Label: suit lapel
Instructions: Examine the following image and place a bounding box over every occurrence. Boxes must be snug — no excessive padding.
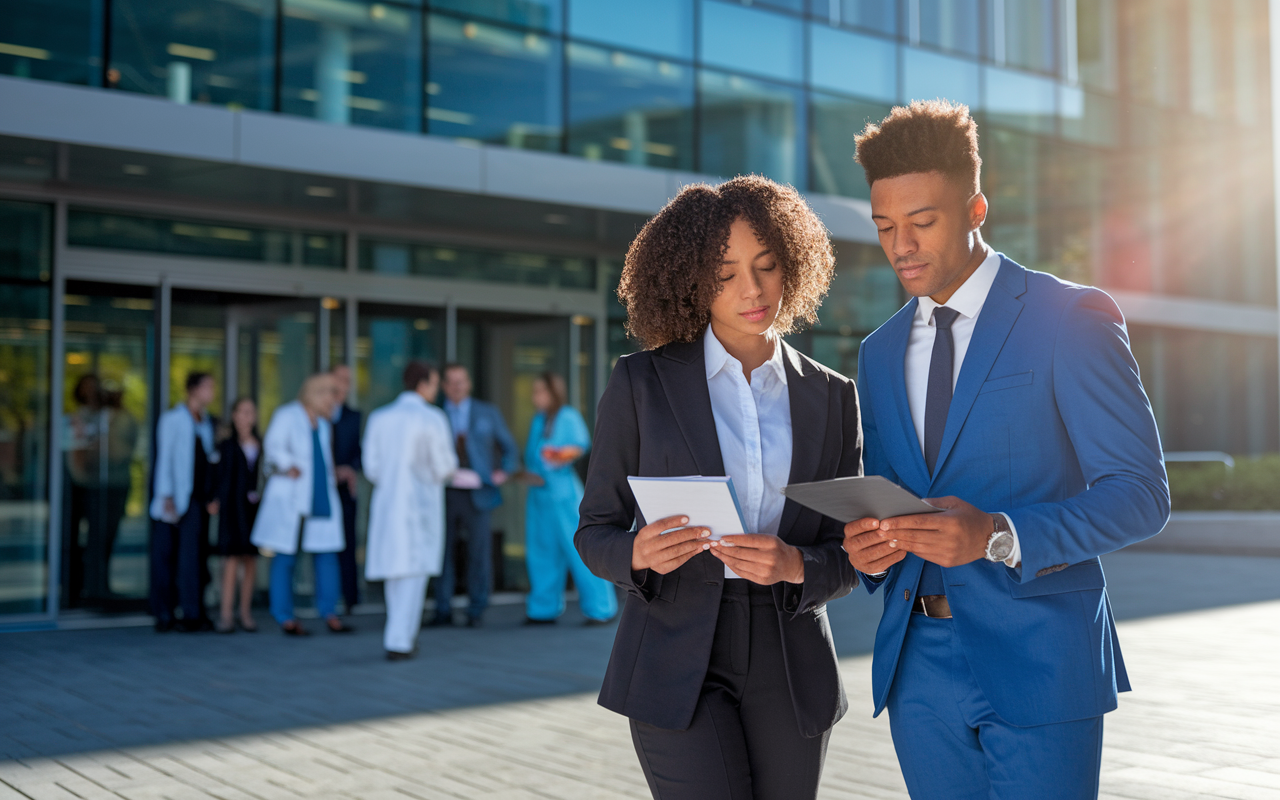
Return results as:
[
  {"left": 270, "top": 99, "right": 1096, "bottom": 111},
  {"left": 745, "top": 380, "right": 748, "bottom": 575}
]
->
[
  {"left": 778, "top": 343, "right": 828, "bottom": 541},
  {"left": 878, "top": 300, "right": 931, "bottom": 492},
  {"left": 652, "top": 336, "right": 726, "bottom": 477},
  {"left": 931, "top": 258, "right": 1027, "bottom": 483}
]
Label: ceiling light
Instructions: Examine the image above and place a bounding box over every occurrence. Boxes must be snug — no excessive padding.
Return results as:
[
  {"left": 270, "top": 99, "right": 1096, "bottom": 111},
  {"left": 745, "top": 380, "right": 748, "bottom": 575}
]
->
[
  {"left": 122, "top": 164, "right": 149, "bottom": 176},
  {"left": 306, "top": 185, "right": 337, "bottom": 197},
  {"left": 544, "top": 214, "right": 570, "bottom": 225}
]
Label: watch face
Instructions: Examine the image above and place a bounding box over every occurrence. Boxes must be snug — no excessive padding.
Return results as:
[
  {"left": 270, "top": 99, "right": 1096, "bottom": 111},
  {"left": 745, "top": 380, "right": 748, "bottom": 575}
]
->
[{"left": 987, "top": 533, "right": 1014, "bottom": 562}]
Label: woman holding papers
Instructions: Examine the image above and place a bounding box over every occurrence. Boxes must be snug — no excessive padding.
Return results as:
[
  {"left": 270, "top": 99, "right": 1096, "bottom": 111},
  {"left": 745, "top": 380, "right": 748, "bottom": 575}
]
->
[{"left": 576, "top": 176, "right": 864, "bottom": 799}]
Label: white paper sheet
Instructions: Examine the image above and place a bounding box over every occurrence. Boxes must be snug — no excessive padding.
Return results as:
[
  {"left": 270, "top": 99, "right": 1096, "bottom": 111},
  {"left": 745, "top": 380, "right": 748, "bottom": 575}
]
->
[{"left": 627, "top": 475, "right": 748, "bottom": 579}]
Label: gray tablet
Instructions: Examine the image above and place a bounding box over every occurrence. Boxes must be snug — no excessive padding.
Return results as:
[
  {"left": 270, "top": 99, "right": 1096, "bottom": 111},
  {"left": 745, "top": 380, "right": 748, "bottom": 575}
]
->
[{"left": 782, "top": 476, "right": 942, "bottom": 522}]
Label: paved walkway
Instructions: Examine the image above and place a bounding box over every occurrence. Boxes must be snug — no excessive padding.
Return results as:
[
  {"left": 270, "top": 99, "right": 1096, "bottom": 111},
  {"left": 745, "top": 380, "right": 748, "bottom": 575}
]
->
[{"left": 2, "top": 551, "right": 1279, "bottom": 799}]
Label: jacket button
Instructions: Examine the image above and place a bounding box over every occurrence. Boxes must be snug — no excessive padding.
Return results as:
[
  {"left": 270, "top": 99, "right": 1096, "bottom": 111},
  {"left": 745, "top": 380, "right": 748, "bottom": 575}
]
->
[{"left": 903, "top": 590, "right": 910, "bottom": 601}]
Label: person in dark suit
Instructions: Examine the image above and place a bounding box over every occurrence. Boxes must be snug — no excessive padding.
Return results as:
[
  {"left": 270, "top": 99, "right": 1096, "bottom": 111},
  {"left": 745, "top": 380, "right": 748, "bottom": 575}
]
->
[
  {"left": 329, "top": 364, "right": 362, "bottom": 614},
  {"left": 841, "top": 101, "right": 1169, "bottom": 800},
  {"left": 575, "top": 176, "right": 861, "bottom": 799},
  {"left": 210, "top": 397, "right": 262, "bottom": 633},
  {"left": 430, "top": 364, "right": 519, "bottom": 627}
]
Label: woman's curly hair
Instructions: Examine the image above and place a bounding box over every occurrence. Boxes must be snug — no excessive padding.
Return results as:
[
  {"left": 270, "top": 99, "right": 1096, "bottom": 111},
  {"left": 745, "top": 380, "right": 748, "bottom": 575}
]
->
[{"left": 618, "top": 175, "right": 835, "bottom": 350}]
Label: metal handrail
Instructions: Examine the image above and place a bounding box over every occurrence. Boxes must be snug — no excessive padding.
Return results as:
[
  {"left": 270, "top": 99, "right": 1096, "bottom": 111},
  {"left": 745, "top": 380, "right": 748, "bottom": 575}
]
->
[{"left": 1163, "top": 451, "right": 1235, "bottom": 470}]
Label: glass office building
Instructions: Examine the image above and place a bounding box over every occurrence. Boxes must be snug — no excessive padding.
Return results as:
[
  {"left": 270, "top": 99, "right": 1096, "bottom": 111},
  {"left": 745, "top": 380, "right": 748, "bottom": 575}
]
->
[{"left": 0, "top": 0, "right": 1276, "bottom": 625}]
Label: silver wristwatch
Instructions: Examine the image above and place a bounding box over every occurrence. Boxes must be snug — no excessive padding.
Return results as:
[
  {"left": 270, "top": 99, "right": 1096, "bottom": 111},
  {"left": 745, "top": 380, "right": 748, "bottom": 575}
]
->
[{"left": 984, "top": 514, "right": 1015, "bottom": 563}]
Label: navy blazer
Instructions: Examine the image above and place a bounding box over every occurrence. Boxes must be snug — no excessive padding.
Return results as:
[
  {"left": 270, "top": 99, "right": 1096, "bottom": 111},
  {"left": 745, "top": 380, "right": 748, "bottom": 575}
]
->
[
  {"left": 449, "top": 398, "right": 519, "bottom": 512},
  {"left": 575, "top": 335, "right": 861, "bottom": 736},
  {"left": 331, "top": 404, "right": 362, "bottom": 472},
  {"left": 857, "top": 256, "right": 1170, "bottom": 727}
]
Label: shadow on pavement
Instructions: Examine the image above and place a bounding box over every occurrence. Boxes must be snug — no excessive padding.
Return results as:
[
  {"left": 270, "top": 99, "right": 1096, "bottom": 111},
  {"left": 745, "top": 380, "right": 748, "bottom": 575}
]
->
[{"left": 3, "top": 550, "right": 1277, "bottom": 761}]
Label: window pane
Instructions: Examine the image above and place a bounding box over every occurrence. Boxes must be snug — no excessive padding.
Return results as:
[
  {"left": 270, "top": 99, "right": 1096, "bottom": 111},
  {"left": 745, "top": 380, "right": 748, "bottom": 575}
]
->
[
  {"left": 67, "top": 209, "right": 345, "bottom": 267},
  {"left": 358, "top": 308, "right": 446, "bottom": 415},
  {"left": 427, "top": 15, "right": 563, "bottom": 152},
  {"left": 984, "top": 66, "right": 1056, "bottom": 134},
  {"left": 1058, "top": 86, "right": 1117, "bottom": 146},
  {"left": 431, "top": 0, "right": 561, "bottom": 32},
  {"left": 1076, "top": 0, "right": 1117, "bottom": 91},
  {"left": 0, "top": 0, "right": 102, "bottom": 86},
  {"left": 839, "top": 0, "right": 900, "bottom": 37},
  {"left": 109, "top": 0, "right": 275, "bottom": 109},
  {"left": 359, "top": 239, "right": 597, "bottom": 290},
  {"left": 568, "top": 0, "right": 694, "bottom": 60},
  {"left": 281, "top": 0, "right": 422, "bottom": 131},
  {"left": 698, "top": 70, "right": 805, "bottom": 188},
  {"left": 902, "top": 47, "right": 979, "bottom": 108},
  {"left": 1001, "top": 0, "right": 1056, "bottom": 74},
  {"left": 810, "top": 92, "right": 890, "bottom": 198},
  {"left": 0, "top": 201, "right": 51, "bottom": 615},
  {"left": 810, "top": 24, "right": 896, "bottom": 102},
  {"left": 816, "top": 245, "right": 901, "bottom": 334},
  {"left": 700, "top": 1, "right": 803, "bottom": 83},
  {"left": 919, "top": 0, "right": 980, "bottom": 57},
  {"left": 567, "top": 43, "right": 695, "bottom": 170}
]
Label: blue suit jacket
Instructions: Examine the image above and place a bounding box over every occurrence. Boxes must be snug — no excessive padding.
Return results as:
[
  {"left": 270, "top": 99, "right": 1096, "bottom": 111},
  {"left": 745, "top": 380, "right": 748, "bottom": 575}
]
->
[
  {"left": 856, "top": 257, "right": 1170, "bottom": 727},
  {"left": 449, "top": 398, "right": 519, "bottom": 512}
]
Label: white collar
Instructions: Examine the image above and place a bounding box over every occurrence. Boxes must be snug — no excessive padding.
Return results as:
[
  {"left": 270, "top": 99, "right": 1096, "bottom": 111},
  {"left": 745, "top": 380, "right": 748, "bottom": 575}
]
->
[
  {"left": 397, "top": 391, "right": 426, "bottom": 406},
  {"left": 704, "top": 325, "right": 787, "bottom": 384},
  {"left": 915, "top": 247, "right": 1003, "bottom": 326}
]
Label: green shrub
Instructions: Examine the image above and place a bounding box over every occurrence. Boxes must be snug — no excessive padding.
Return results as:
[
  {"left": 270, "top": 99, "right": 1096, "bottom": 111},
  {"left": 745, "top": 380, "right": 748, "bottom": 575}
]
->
[{"left": 1167, "top": 455, "right": 1280, "bottom": 511}]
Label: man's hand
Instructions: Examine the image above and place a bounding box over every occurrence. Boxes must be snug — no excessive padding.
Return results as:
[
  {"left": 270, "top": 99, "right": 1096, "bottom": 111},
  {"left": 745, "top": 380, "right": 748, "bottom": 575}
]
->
[
  {"left": 206, "top": 500, "right": 220, "bottom": 516},
  {"left": 879, "top": 496, "right": 993, "bottom": 568},
  {"left": 631, "top": 515, "right": 712, "bottom": 575},
  {"left": 709, "top": 535, "right": 804, "bottom": 585},
  {"left": 335, "top": 465, "right": 358, "bottom": 497},
  {"left": 284, "top": 467, "right": 301, "bottom": 479},
  {"left": 842, "top": 517, "right": 902, "bottom": 574},
  {"left": 491, "top": 469, "right": 509, "bottom": 487}
]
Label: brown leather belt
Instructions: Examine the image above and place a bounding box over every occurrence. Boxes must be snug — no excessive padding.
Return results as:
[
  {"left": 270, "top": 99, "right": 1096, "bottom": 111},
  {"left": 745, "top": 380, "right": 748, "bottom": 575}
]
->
[{"left": 912, "top": 594, "right": 952, "bottom": 619}]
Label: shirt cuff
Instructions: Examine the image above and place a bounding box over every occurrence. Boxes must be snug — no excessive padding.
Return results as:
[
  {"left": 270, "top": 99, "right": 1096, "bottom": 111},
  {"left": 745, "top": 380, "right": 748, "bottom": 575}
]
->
[{"left": 998, "top": 512, "right": 1021, "bottom": 568}]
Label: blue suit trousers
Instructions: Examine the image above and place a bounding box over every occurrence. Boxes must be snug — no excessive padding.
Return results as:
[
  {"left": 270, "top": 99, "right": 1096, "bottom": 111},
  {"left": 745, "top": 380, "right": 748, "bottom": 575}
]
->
[{"left": 887, "top": 612, "right": 1104, "bottom": 800}]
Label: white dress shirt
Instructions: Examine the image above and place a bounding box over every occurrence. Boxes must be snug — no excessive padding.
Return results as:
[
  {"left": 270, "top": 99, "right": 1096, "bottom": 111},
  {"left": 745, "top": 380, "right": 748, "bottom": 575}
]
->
[
  {"left": 704, "top": 326, "right": 793, "bottom": 578},
  {"left": 904, "top": 247, "right": 1021, "bottom": 567}
]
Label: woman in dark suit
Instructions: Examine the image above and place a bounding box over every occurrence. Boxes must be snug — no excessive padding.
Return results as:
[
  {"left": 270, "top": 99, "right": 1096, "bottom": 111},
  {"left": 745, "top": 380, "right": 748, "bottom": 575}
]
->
[
  {"left": 211, "top": 397, "right": 262, "bottom": 633},
  {"left": 575, "top": 176, "right": 864, "bottom": 799}
]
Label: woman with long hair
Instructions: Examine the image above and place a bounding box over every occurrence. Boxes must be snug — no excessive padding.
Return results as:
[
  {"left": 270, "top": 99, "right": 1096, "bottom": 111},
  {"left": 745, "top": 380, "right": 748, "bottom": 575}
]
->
[
  {"left": 575, "top": 176, "right": 862, "bottom": 798},
  {"left": 522, "top": 372, "right": 617, "bottom": 625},
  {"left": 211, "top": 397, "right": 262, "bottom": 633}
]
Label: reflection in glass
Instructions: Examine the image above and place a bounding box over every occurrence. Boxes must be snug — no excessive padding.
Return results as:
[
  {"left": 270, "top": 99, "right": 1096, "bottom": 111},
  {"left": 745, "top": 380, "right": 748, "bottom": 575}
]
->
[
  {"left": 281, "top": 0, "right": 422, "bottom": 131},
  {"left": 699, "top": 1, "right": 803, "bottom": 83},
  {"left": 109, "top": 0, "right": 275, "bottom": 109},
  {"left": 0, "top": 201, "right": 51, "bottom": 615},
  {"left": 567, "top": 43, "right": 694, "bottom": 170},
  {"left": 902, "top": 47, "right": 980, "bottom": 108},
  {"left": 567, "top": 0, "right": 693, "bottom": 60},
  {"left": 815, "top": 245, "right": 901, "bottom": 335},
  {"left": 0, "top": 0, "right": 103, "bottom": 86},
  {"left": 359, "top": 239, "right": 597, "bottom": 290},
  {"left": 431, "top": 0, "right": 561, "bottom": 32},
  {"left": 919, "top": 0, "right": 980, "bottom": 57},
  {"left": 62, "top": 284, "right": 153, "bottom": 610},
  {"left": 1000, "top": 0, "right": 1057, "bottom": 74},
  {"left": 810, "top": 93, "right": 890, "bottom": 199},
  {"left": 984, "top": 66, "right": 1056, "bottom": 134},
  {"left": 699, "top": 71, "right": 805, "bottom": 188},
  {"left": 67, "top": 210, "right": 345, "bottom": 268},
  {"left": 1058, "top": 86, "right": 1117, "bottom": 147},
  {"left": 356, "top": 308, "right": 444, "bottom": 415},
  {"left": 427, "top": 14, "right": 562, "bottom": 152},
  {"left": 809, "top": 24, "right": 896, "bottom": 103},
  {"left": 834, "top": 0, "right": 899, "bottom": 37}
]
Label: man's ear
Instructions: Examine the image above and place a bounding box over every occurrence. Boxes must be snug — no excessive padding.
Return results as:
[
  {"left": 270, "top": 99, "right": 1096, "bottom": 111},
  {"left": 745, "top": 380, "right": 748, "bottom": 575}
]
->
[{"left": 969, "top": 192, "right": 988, "bottom": 230}]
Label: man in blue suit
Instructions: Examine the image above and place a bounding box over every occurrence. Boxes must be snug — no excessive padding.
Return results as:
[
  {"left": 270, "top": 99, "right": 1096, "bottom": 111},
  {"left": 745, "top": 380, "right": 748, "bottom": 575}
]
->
[
  {"left": 330, "top": 364, "right": 363, "bottom": 614},
  {"left": 841, "top": 101, "right": 1170, "bottom": 799},
  {"left": 429, "top": 363, "right": 519, "bottom": 627}
]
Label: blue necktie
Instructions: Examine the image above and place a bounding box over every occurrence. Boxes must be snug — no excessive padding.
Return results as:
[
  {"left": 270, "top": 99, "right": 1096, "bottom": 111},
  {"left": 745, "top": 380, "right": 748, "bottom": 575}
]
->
[{"left": 918, "top": 306, "right": 959, "bottom": 597}]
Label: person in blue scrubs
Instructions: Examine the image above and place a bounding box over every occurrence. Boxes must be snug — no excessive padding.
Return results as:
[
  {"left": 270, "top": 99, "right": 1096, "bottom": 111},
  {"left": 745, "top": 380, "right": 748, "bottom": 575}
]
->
[{"left": 523, "top": 373, "right": 617, "bottom": 625}]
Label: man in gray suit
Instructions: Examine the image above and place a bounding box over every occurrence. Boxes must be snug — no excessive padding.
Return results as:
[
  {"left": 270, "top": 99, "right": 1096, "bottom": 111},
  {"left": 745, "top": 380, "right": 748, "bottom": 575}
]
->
[{"left": 429, "top": 363, "right": 519, "bottom": 627}]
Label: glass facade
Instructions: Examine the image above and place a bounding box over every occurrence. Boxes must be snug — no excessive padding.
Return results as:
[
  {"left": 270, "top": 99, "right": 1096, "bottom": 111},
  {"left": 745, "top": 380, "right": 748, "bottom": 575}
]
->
[
  {"left": 0, "top": 0, "right": 103, "bottom": 86},
  {"left": 360, "top": 238, "right": 596, "bottom": 289}
]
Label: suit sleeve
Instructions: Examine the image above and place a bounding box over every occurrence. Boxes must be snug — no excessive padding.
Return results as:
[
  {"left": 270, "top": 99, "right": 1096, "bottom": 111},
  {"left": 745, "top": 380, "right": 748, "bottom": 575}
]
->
[
  {"left": 778, "top": 375, "right": 861, "bottom": 616},
  {"left": 574, "top": 356, "right": 655, "bottom": 601},
  {"left": 348, "top": 411, "right": 362, "bottom": 472},
  {"left": 855, "top": 343, "right": 896, "bottom": 594},
  {"left": 152, "top": 412, "right": 177, "bottom": 504},
  {"left": 1004, "top": 288, "right": 1170, "bottom": 581},
  {"left": 492, "top": 405, "right": 520, "bottom": 474}
]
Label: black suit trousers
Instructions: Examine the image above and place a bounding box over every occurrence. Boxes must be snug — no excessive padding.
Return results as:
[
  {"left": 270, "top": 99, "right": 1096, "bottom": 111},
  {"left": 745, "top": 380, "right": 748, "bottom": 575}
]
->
[{"left": 629, "top": 581, "right": 828, "bottom": 800}]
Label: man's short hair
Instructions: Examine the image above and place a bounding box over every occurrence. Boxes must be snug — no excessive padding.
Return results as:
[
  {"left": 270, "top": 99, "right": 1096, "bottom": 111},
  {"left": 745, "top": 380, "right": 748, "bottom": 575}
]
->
[
  {"left": 402, "top": 360, "right": 438, "bottom": 391},
  {"left": 185, "top": 372, "right": 212, "bottom": 393},
  {"left": 854, "top": 100, "right": 982, "bottom": 194}
]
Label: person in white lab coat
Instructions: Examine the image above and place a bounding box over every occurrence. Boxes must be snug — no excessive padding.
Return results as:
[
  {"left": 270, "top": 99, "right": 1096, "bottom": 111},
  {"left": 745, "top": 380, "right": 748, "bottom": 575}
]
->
[
  {"left": 363, "top": 361, "right": 461, "bottom": 660},
  {"left": 250, "top": 373, "right": 352, "bottom": 636}
]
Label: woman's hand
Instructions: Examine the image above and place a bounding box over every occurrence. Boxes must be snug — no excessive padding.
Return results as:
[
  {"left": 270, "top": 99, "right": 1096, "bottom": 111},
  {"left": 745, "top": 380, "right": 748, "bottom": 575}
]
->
[
  {"left": 284, "top": 466, "right": 301, "bottom": 479},
  {"left": 709, "top": 535, "right": 804, "bottom": 585},
  {"left": 631, "top": 515, "right": 712, "bottom": 574}
]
